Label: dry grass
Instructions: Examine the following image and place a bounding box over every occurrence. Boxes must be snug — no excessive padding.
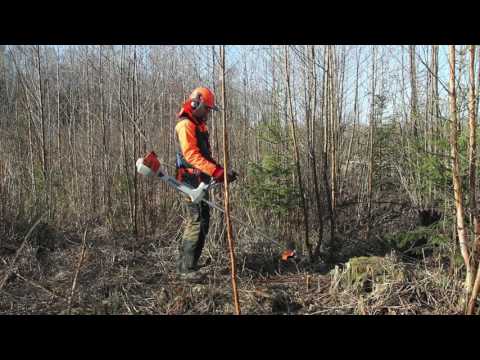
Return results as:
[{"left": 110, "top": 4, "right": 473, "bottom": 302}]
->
[
  {"left": 0, "top": 218, "right": 473, "bottom": 315},
  {"left": 327, "top": 254, "right": 466, "bottom": 314}
]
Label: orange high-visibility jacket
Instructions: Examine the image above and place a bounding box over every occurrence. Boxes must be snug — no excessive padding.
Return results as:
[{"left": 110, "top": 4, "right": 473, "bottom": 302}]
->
[{"left": 175, "top": 117, "right": 218, "bottom": 177}]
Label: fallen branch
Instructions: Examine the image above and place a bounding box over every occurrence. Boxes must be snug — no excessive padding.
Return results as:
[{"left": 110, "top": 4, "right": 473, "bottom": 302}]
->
[
  {"left": 0, "top": 211, "right": 47, "bottom": 292},
  {"left": 13, "top": 271, "right": 67, "bottom": 301}
]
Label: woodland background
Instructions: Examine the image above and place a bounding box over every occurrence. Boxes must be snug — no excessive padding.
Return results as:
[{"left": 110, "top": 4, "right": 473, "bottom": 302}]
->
[{"left": 0, "top": 45, "right": 479, "bottom": 315}]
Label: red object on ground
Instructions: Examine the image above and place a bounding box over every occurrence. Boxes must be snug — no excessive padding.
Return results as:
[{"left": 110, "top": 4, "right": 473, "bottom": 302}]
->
[{"left": 281, "top": 249, "right": 296, "bottom": 261}]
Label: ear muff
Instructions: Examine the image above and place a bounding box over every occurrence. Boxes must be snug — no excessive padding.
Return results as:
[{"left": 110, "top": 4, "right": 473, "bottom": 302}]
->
[{"left": 190, "top": 94, "right": 202, "bottom": 110}]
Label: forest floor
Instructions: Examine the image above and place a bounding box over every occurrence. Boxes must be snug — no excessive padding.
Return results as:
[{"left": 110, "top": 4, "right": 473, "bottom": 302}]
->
[{"left": 0, "top": 206, "right": 469, "bottom": 315}]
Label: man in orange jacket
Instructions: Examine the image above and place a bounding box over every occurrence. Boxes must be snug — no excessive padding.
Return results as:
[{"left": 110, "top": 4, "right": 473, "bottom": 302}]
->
[{"left": 175, "top": 87, "right": 237, "bottom": 278}]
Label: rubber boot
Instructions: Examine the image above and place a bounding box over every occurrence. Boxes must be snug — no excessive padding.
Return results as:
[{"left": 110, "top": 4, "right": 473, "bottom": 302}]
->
[
  {"left": 177, "top": 241, "right": 205, "bottom": 281},
  {"left": 192, "top": 202, "right": 210, "bottom": 269}
]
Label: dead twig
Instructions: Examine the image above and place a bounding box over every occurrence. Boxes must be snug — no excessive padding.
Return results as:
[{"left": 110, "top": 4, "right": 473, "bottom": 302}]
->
[{"left": 67, "top": 227, "right": 88, "bottom": 314}]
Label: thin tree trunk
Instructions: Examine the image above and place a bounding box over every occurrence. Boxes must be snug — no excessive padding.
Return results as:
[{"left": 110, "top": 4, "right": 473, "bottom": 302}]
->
[
  {"left": 99, "top": 46, "right": 110, "bottom": 219},
  {"left": 284, "top": 46, "right": 312, "bottom": 260},
  {"left": 36, "top": 45, "right": 49, "bottom": 215},
  {"left": 431, "top": 45, "right": 440, "bottom": 205},
  {"left": 366, "top": 46, "right": 376, "bottom": 241},
  {"left": 56, "top": 46, "right": 63, "bottom": 189},
  {"left": 220, "top": 45, "right": 241, "bottom": 315},
  {"left": 469, "top": 262, "right": 480, "bottom": 315},
  {"left": 85, "top": 46, "right": 96, "bottom": 216},
  {"left": 329, "top": 46, "right": 337, "bottom": 212},
  {"left": 119, "top": 46, "right": 134, "bottom": 227},
  {"left": 432, "top": 45, "right": 440, "bottom": 150},
  {"left": 322, "top": 46, "right": 335, "bottom": 261},
  {"left": 28, "top": 106, "right": 37, "bottom": 207},
  {"left": 467, "top": 45, "right": 480, "bottom": 315},
  {"left": 409, "top": 45, "right": 418, "bottom": 137},
  {"left": 340, "top": 47, "right": 361, "bottom": 197},
  {"left": 423, "top": 48, "right": 432, "bottom": 154},
  {"left": 132, "top": 46, "right": 139, "bottom": 250},
  {"left": 468, "top": 45, "right": 479, "bottom": 263},
  {"left": 449, "top": 45, "right": 474, "bottom": 303},
  {"left": 211, "top": 46, "right": 219, "bottom": 157},
  {"left": 308, "top": 45, "right": 324, "bottom": 259}
]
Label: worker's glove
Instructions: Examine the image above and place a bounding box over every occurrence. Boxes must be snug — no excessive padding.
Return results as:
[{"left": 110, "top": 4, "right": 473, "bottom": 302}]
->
[
  {"left": 212, "top": 167, "right": 225, "bottom": 182},
  {"left": 212, "top": 168, "right": 238, "bottom": 183}
]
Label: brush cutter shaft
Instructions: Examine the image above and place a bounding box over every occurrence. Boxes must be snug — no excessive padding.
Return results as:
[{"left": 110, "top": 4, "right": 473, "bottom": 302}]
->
[
  {"left": 136, "top": 155, "right": 210, "bottom": 204},
  {"left": 156, "top": 171, "right": 279, "bottom": 245},
  {"left": 202, "top": 197, "right": 281, "bottom": 246},
  {"left": 158, "top": 173, "right": 210, "bottom": 204},
  {"left": 136, "top": 154, "right": 282, "bottom": 249}
]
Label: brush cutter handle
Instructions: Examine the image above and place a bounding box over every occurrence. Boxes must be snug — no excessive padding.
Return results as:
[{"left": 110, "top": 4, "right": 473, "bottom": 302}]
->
[
  {"left": 190, "top": 182, "right": 210, "bottom": 203},
  {"left": 208, "top": 180, "right": 220, "bottom": 189}
]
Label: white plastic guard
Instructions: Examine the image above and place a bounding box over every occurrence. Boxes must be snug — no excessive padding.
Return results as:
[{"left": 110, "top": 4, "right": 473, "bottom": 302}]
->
[{"left": 136, "top": 158, "right": 154, "bottom": 176}]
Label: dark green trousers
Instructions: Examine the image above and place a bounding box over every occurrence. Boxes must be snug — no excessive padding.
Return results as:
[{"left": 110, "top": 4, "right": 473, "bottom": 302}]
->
[{"left": 177, "top": 176, "right": 210, "bottom": 273}]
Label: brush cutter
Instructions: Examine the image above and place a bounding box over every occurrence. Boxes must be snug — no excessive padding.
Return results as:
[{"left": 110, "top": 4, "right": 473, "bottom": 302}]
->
[{"left": 135, "top": 151, "right": 296, "bottom": 261}]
